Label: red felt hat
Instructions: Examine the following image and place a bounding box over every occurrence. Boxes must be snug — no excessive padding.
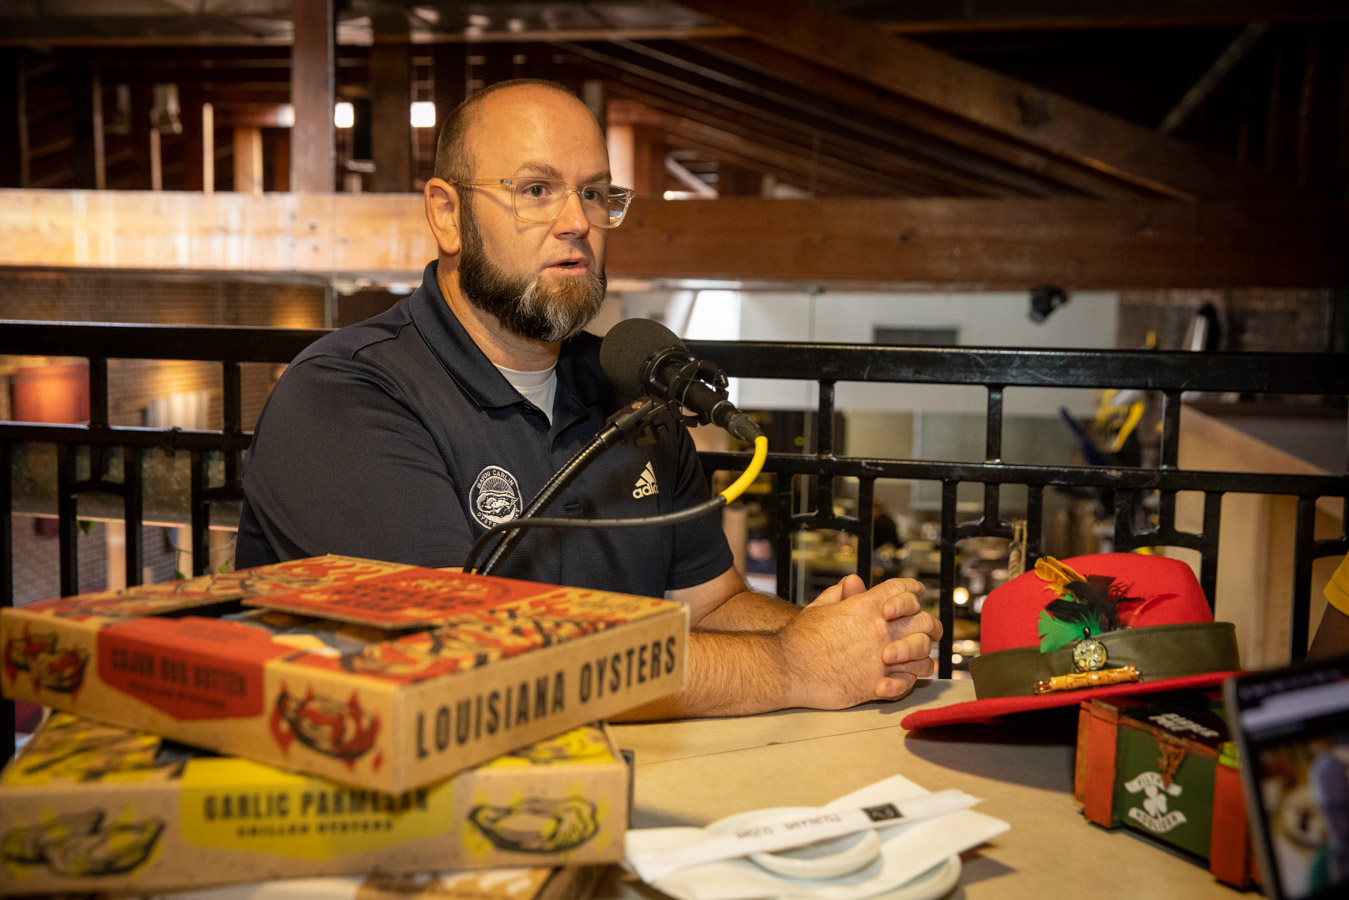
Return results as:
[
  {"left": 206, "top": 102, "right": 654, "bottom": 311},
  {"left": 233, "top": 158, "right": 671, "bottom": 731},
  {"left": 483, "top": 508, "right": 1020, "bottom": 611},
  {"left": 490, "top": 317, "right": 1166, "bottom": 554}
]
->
[{"left": 901, "top": 552, "right": 1243, "bottom": 729}]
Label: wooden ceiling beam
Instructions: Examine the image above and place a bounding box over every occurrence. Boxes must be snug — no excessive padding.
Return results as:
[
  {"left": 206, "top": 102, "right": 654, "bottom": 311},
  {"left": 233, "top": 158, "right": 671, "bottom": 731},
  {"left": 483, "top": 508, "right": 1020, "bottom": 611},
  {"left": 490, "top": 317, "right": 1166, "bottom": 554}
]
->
[
  {"left": 564, "top": 43, "right": 985, "bottom": 196},
  {"left": 674, "top": 0, "right": 1283, "bottom": 199},
  {"left": 565, "top": 45, "right": 914, "bottom": 193},
  {"left": 607, "top": 97, "right": 877, "bottom": 196},
  {"left": 587, "top": 39, "right": 1051, "bottom": 197},
  {"left": 569, "top": 52, "right": 920, "bottom": 196},
  {"left": 2, "top": 190, "right": 1343, "bottom": 289},
  {"left": 604, "top": 88, "right": 914, "bottom": 197},
  {"left": 858, "top": 1, "right": 1349, "bottom": 34},
  {"left": 289, "top": 0, "right": 335, "bottom": 194},
  {"left": 694, "top": 37, "right": 1147, "bottom": 200},
  {"left": 5, "top": 2, "right": 1342, "bottom": 49}
]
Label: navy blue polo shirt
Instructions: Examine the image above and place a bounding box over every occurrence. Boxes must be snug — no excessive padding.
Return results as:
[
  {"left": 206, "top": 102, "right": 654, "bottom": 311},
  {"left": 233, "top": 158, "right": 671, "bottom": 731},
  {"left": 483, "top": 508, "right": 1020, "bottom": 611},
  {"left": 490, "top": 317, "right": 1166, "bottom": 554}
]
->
[{"left": 236, "top": 261, "right": 732, "bottom": 597}]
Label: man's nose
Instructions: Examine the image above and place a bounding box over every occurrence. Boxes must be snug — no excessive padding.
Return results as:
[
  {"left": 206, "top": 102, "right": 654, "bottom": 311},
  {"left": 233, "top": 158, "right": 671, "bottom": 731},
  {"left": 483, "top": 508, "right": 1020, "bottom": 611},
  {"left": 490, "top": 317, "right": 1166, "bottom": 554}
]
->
[{"left": 552, "top": 189, "right": 592, "bottom": 237}]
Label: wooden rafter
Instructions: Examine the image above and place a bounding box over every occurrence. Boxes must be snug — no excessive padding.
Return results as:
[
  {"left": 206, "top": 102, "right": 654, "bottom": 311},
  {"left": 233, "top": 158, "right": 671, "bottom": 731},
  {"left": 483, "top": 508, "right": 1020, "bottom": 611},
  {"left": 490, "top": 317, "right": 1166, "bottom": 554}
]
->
[
  {"left": 577, "top": 39, "right": 1063, "bottom": 198},
  {"left": 692, "top": 37, "right": 1150, "bottom": 200},
  {"left": 607, "top": 96, "right": 882, "bottom": 196},
  {"left": 563, "top": 41, "right": 1021, "bottom": 197},
  {"left": 674, "top": 0, "right": 1284, "bottom": 199}
]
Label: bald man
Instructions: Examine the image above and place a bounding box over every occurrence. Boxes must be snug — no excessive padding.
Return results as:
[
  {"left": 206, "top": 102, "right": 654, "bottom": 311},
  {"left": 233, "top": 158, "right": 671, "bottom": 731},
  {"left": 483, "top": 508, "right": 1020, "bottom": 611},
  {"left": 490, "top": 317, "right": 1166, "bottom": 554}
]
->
[{"left": 237, "top": 79, "right": 941, "bottom": 719}]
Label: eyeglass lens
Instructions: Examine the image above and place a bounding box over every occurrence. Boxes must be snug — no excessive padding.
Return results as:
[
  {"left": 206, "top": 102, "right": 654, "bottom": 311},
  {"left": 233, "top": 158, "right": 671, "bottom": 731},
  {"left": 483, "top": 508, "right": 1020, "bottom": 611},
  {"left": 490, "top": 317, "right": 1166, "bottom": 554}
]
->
[{"left": 512, "top": 178, "right": 629, "bottom": 227}]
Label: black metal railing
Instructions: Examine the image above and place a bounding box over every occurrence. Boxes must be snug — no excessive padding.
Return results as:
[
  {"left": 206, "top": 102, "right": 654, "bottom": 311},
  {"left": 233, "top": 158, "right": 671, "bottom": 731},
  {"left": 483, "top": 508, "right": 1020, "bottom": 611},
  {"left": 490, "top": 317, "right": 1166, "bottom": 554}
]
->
[{"left": 3, "top": 320, "right": 1348, "bottom": 757}]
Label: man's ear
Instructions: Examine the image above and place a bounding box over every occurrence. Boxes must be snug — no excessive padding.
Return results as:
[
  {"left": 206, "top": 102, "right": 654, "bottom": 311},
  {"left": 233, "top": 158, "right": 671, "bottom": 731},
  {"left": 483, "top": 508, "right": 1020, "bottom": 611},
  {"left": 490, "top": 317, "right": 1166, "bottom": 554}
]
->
[{"left": 424, "top": 177, "right": 462, "bottom": 258}]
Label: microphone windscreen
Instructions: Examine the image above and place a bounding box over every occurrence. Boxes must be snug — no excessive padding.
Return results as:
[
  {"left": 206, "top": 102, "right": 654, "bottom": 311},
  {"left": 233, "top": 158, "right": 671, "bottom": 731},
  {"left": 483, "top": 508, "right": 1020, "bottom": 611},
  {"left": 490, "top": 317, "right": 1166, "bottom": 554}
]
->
[{"left": 600, "top": 317, "right": 686, "bottom": 399}]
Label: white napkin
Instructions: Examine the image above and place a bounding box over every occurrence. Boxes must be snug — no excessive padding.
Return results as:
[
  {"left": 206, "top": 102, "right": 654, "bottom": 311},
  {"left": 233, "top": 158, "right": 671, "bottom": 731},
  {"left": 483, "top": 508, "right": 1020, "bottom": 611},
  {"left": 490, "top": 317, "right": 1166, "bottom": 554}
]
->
[{"left": 623, "top": 775, "right": 1009, "bottom": 900}]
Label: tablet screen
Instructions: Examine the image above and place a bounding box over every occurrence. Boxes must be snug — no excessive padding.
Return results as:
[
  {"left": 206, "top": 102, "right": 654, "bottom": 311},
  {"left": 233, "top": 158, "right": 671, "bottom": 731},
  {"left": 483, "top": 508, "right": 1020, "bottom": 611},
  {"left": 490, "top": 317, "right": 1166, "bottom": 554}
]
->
[{"left": 1225, "top": 655, "right": 1349, "bottom": 900}]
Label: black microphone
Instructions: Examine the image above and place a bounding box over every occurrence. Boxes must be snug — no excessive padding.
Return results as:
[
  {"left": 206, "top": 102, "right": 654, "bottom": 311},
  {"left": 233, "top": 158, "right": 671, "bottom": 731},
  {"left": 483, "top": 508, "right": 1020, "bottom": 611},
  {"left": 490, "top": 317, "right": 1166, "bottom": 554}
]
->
[{"left": 600, "top": 318, "right": 762, "bottom": 442}]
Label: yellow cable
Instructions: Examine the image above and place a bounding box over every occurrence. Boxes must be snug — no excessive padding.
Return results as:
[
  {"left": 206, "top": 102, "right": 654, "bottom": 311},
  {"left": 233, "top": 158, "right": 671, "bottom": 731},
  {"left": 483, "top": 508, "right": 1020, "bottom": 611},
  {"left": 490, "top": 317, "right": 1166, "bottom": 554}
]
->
[
  {"left": 719, "top": 435, "right": 768, "bottom": 503},
  {"left": 1109, "top": 400, "right": 1145, "bottom": 453}
]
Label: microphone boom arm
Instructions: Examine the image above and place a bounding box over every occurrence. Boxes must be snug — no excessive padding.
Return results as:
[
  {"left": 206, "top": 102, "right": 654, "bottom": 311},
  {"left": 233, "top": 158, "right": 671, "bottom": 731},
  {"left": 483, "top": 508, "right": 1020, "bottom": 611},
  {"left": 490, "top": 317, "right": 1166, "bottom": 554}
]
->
[{"left": 466, "top": 397, "right": 672, "bottom": 575}]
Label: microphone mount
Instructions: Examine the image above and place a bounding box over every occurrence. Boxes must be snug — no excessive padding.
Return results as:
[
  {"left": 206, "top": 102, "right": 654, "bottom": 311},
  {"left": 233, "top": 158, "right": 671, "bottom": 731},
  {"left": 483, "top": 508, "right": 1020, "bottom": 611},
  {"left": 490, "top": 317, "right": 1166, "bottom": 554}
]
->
[{"left": 642, "top": 345, "right": 740, "bottom": 433}]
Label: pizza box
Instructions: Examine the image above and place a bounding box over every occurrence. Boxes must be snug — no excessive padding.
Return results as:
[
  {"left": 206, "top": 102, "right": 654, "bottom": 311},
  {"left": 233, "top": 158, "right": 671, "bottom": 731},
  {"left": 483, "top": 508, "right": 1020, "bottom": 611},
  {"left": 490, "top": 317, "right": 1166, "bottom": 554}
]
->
[
  {"left": 1, "top": 555, "right": 686, "bottom": 792},
  {"left": 0, "top": 710, "right": 628, "bottom": 896}
]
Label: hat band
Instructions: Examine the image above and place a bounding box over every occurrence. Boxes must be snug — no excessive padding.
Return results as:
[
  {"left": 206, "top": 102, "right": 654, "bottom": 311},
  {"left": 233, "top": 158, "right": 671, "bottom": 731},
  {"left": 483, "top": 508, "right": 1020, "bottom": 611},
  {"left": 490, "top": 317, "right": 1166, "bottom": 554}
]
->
[{"left": 967, "top": 621, "right": 1240, "bottom": 700}]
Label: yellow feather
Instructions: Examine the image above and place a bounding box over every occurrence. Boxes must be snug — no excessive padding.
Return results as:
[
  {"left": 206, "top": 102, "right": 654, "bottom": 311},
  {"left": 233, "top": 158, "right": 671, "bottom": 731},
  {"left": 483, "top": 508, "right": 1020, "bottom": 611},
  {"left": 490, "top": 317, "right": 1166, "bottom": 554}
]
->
[{"left": 1034, "top": 557, "right": 1087, "bottom": 594}]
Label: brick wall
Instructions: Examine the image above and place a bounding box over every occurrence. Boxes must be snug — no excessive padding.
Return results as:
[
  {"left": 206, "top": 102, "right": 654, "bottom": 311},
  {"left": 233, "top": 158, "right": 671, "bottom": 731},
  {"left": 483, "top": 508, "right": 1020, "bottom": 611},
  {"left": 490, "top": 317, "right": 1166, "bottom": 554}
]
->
[
  {"left": 1117, "top": 288, "right": 1340, "bottom": 353},
  {"left": 7, "top": 519, "right": 181, "bottom": 608}
]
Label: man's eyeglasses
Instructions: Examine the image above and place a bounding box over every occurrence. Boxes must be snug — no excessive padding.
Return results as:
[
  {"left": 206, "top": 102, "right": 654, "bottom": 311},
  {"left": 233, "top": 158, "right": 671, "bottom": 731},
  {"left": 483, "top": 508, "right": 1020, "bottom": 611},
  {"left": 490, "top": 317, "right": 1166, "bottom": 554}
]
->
[{"left": 454, "top": 177, "right": 636, "bottom": 229}]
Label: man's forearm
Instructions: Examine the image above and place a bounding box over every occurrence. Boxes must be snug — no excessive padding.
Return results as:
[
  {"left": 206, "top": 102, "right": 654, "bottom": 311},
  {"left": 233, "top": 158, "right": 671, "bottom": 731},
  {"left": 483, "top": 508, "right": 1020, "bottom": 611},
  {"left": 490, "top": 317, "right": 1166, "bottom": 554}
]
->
[
  {"left": 610, "top": 628, "right": 795, "bottom": 720},
  {"left": 694, "top": 589, "right": 798, "bottom": 632},
  {"left": 617, "top": 574, "right": 940, "bottom": 721}
]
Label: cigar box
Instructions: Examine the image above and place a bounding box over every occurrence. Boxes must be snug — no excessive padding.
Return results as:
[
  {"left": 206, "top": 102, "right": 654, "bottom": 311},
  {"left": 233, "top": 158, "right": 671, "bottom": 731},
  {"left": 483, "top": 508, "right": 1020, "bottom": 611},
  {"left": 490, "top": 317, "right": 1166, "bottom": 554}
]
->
[{"left": 1075, "top": 691, "right": 1258, "bottom": 888}]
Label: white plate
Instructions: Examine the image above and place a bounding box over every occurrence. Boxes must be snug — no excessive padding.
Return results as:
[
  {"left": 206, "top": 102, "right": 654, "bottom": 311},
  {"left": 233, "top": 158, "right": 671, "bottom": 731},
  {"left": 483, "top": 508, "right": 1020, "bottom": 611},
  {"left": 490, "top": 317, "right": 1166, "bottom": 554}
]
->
[
  {"left": 706, "top": 806, "right": 882, "bottom": 879},
  {"left": 869, "top": 854, "right": 961, "bottom": 900},
  {"left": 703, "top": 806, "right": 962, "bottom": 899}
]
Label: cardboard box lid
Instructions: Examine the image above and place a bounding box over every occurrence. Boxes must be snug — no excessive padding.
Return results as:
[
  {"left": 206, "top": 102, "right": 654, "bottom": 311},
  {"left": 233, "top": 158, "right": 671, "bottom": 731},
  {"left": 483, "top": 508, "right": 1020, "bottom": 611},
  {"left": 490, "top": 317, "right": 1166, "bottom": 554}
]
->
[{"left": 14, "top": 555, "right": 681, "bottom": 633}]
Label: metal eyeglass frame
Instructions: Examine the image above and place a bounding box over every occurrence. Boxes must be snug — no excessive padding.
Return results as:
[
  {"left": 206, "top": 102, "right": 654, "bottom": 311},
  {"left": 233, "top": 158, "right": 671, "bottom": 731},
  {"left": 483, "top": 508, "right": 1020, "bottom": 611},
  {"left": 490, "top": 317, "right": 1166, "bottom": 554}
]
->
[{"left": 453, "top": 177, "right": 636, "bottom": 228}]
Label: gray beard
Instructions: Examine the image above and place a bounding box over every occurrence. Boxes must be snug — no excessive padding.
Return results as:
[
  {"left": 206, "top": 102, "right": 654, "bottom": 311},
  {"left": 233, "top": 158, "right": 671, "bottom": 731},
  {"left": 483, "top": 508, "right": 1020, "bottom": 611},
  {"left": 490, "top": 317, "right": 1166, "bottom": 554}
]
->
[{"left": 457, "top": 199, "right": 607, "bottom": 344}]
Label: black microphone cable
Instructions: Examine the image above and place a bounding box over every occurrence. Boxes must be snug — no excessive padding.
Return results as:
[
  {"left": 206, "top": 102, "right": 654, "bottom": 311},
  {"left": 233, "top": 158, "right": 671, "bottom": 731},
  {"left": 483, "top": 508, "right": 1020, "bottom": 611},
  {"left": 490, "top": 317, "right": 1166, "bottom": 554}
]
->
[
  {"left": 467, "top": 397, "right": 663, "bottom": 576},
  {"left": 463, "top": 433, "right": 767, "bottom": 576}
]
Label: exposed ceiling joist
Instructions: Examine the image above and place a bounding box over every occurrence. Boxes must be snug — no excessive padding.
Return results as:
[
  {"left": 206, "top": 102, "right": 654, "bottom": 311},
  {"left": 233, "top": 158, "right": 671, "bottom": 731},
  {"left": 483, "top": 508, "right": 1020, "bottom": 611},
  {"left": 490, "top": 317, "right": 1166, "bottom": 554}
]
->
[
  {"left": 582, "top": 38, "right": 1065, "bottom": 197},
  {"left": 674, "top": 0, "right": 1287, "bottom": 200},
  {"left": 691, "top": 37, "right": 1151, "bottom": 200},
  {"left": 1159, "top": 23, "right": 1269, "bottom": 134}
]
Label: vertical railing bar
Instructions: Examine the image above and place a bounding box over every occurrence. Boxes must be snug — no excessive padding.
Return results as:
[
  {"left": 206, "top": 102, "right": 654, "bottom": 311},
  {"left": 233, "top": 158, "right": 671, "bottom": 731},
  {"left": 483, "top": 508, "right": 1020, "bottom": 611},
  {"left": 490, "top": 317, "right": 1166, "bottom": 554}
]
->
[
  {"left": 124, "top": 447, "right": 144, "bottom": 588},
  {"left": 1199, "top": 491, "right": 1223, "bottom": 611},
  {"left": 1114, "top": 489, "right": 1137, "bottom": 552},
  {"left": 1, "top": 439, "right": 12, "bottom": 761},
  {"left": 1026, "top": 484, "right": 1045, "bottom": 566},
  {"left": 223, "top": 360, "right": 243, "bottom": 484},
  {"left": 815, "top": 382, "right": 836, "bottom": 523},
  {"left": 191, "top": 450, "right": 212, "bottom": 577},
  {"left": 857, "top": 477, "right": 876, "bottom": 587},
  {"left": 1158, "top": 488, "right": 1177, "bottom": 538},
  {"left": 1, "top": 440, "right": 12, "bottom": 609},
  {"left": 775, "top": 474, "right": 796, "bottom": 604},
  {"left": 57, "top": 444, "right": 78, "bottom": 598},
  {"left": 985, "top": 385, "right": 1004, "bottom": 462},
  {"left": 88, "top": 356, "right": 110, "bottom": 427},
  {"left": 1290, "top": 496, "right": 1316, "bottom": 661},
  {"left": 816, "top": 381, "right": 835, "bottom": 456},
  {"left": 982, "top": 483, "right": 999, "bottom": 528},
  {"left": 1159, "top": 390, "right": 1182, "bottom": 469},
  {"left": 88, "top": 356, "right": 110, "bottom": 481},
  {"left": 938, "top": 481, "right": 959, "bottom": 679}
]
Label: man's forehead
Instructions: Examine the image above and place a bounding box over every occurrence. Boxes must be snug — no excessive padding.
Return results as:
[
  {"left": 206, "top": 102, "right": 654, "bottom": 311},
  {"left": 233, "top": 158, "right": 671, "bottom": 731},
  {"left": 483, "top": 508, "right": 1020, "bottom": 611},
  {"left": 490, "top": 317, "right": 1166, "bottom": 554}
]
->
[{"left": 468, "top": 87, "right": 605, "bottom": 169}]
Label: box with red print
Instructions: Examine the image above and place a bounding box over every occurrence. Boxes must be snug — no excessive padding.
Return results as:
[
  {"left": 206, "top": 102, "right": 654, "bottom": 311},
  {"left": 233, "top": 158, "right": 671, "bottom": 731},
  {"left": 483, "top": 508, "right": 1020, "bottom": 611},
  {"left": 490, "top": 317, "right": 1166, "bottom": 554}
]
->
[{"left": 1, "top": 554, "right": 687, "bottom": 793}]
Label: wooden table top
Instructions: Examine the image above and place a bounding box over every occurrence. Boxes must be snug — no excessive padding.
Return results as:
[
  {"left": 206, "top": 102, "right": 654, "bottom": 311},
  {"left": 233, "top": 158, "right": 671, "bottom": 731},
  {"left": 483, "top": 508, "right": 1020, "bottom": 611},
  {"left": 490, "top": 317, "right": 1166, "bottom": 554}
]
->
[{"left": 598, "top": 678, "right": 1245, "bottom": 899}]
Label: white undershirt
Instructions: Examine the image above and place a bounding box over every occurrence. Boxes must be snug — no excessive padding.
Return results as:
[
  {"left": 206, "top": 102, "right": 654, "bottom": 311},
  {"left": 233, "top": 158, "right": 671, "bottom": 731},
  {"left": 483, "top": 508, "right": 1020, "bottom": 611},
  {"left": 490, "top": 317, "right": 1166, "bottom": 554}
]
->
[{"left": 496, "top": 363, "right": 558, "bottom": 425}]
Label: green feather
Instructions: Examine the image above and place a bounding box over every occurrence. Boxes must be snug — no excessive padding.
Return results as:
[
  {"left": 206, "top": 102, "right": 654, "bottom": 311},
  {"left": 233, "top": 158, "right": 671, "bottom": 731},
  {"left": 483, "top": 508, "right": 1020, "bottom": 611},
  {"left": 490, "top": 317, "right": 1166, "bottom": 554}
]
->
[{"left": 1038, "top": 610, "right": 1087, "bottom": 653}]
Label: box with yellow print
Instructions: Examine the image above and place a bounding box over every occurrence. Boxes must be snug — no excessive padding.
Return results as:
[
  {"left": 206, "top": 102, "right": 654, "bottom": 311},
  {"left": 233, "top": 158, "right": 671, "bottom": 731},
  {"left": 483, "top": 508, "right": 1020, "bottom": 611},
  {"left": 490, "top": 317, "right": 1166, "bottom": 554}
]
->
[{"left": 0, "top": 711, "right": 628, "bottom": 896}]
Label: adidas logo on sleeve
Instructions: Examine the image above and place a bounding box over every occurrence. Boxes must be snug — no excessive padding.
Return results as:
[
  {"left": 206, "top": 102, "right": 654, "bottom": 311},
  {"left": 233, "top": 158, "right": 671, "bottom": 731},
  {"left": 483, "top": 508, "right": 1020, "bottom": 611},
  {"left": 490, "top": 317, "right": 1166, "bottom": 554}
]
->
[{"left": 632, "top": 462, "right": 660, "bottom": 498}]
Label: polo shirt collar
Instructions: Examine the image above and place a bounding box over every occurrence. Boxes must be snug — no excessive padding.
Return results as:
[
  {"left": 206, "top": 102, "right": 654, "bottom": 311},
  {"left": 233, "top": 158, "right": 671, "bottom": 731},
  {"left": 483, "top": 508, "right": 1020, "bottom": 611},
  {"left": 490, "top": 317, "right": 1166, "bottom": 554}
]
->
[
  {"left": 409, "top": 260, "right": 531, "bottom": 410},
  {"left": 409, "top": 261, "right": 609, "bottom": 426}
]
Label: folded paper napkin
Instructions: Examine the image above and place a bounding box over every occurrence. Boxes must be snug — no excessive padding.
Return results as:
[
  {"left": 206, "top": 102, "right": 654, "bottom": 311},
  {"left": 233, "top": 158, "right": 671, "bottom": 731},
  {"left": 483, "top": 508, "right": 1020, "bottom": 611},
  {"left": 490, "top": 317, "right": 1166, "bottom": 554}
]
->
[{"left": 622, "top": 775, "right": 1009, "bottom": 900}]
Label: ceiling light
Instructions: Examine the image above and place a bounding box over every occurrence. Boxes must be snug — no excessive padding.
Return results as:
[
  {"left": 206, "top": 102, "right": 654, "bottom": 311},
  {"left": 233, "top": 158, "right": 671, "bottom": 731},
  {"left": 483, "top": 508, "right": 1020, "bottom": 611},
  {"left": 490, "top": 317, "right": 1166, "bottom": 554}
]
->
[
  {"left": 334, "top": 102, "right": 354, "bottom": 129},
  {"left": 411, "top": 102, "right": 436, "bottom": 128}
]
